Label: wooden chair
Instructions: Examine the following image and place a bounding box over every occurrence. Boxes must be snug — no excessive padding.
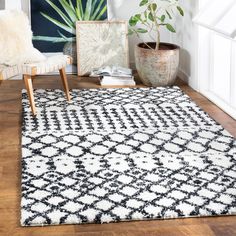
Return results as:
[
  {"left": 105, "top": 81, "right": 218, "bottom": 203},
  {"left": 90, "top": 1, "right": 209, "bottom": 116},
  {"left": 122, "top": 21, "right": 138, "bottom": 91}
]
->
[{"left": 0, "top": 55, "right": 72, "bottom": 115}]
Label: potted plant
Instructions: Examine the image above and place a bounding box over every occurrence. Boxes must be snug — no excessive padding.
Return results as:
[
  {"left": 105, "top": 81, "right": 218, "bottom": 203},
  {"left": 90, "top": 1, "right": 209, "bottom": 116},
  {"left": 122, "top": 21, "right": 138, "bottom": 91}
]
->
[
  {"left": 33, "top": 0, "right": 107, "bottom": 64},
  {"left": 129, "top": 0, "right": 184, "bottom": 87}
]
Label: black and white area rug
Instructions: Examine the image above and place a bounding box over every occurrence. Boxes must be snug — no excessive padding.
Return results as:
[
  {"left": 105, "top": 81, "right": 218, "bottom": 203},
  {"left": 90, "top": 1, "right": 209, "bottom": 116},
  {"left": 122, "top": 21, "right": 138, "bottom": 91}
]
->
[{"left": 21, "top": 87, "right": 236, "bottom": 226}]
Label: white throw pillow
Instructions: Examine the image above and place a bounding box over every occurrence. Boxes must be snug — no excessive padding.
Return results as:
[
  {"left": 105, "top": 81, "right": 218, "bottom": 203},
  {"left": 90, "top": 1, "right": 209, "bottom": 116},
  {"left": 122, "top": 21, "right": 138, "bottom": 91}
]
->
[{"left": 0, "top": 10, "right": 46, "bottom": 66}]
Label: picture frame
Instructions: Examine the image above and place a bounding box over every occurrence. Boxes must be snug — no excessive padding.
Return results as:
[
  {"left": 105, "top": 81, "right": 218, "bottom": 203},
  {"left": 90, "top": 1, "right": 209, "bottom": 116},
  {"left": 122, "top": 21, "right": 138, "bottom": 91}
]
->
[{"left": 76, "top": 21, "right": 129, "bottom": 76}]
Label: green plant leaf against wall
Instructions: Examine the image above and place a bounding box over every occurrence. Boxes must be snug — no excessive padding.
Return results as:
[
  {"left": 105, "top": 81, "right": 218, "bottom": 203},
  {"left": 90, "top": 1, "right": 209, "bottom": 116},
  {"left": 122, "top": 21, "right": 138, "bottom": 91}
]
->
[
  {"left": 148, "top": 3, "right": 157, "bottom": 11},
  {"left": 33, "top": 35, "right": 75, "bottom": 43},
  {"left": 95, "top": 5, "right": 107, "bottom": 20},
  {"left": 36, "top": 0, "right": 107, "bottom": 43},
  {"left": 68, "top": 0, "right": 74, "bottom": 10},
  {"left": 44, "top": 0, "right": 74, "bottom": 28},
  {"left": 166, "top": 23, "right": 176, "bottom": 33},
  {"left": 129, "top": 15, "right": 140, "bottom": 26},
  {"left": 59, "top": 0, "right": 77, "bottom": 22},
  {"left": 76, "top": 0, "right": 84, "bottom": 19},
  {"left": 165, "top": 10, "right": 172, "bottom": 19},
  {"left": 148, "top": 12, "right": 154, "bottom": 21},
  {"left": 91, "top": 0, "right": 97, "bottom": 16},
  {"left": 160, "top": 14, "right": 165, "bottom": 22},
  {"left": 84, "top": 0, "right": 93, "bottom": 20},
  {"left": 75, "top": 7, "right": 82, "bottom": 20},
  {"left": 177, "top": 6, "right": 184, "bottom": 16},
  {"left": 136, "top": 28, "right": 148, "bottom": 33},
  {"left": 91, "top": 0, "right": 106, "bottom": 20},
  {"left": 140, "top": 0, "right": 148, "bottom": 7},
  {"left": 57, "top": 30, "right": 76, "bottom": 41},
  {"left": 128, "top": 0, "right": 184, "bottom": 50},
  {"left": 41, "top": 12, "right": 76, "bottom": 34}
]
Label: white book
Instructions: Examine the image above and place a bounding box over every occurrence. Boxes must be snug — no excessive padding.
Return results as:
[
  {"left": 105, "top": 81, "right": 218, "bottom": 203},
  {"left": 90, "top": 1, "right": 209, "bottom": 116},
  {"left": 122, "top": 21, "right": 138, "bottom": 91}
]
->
[
  {"left": 102, "top": 76, "right": 134, "bottom": 82},
  {"left": 91, "top": 66, "right": 132, "bottom": 77},
  {"left": 101, "top": 80, "right": 136, "bottom": 86}
]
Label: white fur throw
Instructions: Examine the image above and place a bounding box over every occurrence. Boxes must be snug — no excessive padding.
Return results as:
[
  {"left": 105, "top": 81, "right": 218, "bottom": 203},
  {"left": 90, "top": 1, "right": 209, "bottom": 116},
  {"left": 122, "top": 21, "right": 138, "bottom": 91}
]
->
[{"left": 0, "top": 10, "right": 46, "bottom": 66}]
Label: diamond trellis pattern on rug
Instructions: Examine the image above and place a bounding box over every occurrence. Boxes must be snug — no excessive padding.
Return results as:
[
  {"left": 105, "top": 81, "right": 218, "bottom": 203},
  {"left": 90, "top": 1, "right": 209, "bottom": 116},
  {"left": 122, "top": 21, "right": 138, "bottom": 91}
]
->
[{"left": 21, "top": 87, "right": 236, "bottom": 226}]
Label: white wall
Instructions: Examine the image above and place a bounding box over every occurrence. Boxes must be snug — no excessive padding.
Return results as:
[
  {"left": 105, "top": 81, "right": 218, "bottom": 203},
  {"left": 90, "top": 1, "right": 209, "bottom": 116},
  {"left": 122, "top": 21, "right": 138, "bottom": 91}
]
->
[
  {"left": 4, "top": 0, "right": 21, "bottom": 9},
  {"left": 194, "top": 0, "right": 236, "bottom": 118},
  {"left": 171, "top": 0, "right": 199, "bottom": 90}
]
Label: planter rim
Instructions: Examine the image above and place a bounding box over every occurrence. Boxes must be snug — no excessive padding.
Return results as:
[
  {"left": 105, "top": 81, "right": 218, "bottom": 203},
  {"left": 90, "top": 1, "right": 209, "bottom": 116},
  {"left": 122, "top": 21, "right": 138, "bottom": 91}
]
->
[{"left": 136, "top": 42, "right": 180, "bottom": 51}]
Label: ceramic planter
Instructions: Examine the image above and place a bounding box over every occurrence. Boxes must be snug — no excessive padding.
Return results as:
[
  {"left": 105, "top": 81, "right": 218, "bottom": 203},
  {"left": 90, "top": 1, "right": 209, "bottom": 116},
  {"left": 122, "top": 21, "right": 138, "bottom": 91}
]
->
[
  {"left": 63, "top": 41, "right": 77, "bottom": 65},
  {"left": 135, "top": 42, "right": 180, "bottom": 87}
]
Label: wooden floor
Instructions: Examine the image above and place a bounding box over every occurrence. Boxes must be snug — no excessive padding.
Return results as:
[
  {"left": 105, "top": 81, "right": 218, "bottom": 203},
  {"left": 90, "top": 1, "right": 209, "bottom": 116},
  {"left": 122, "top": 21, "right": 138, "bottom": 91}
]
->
[{"left": 0, "top": 76, "right": 236, "bottom": 236}]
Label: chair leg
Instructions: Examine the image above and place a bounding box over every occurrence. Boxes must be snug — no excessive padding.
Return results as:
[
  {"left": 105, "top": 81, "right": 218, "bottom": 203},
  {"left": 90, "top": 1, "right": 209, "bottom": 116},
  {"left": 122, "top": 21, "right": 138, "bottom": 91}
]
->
[
  {"left": 59, "top": 68, "right": 71, "bottom": 101},
  {"left": 0, "top": 73, "right": 4, "bottom": 86},
  {"left": 23, "top": 74, "right": 37, "bottom": 116}
]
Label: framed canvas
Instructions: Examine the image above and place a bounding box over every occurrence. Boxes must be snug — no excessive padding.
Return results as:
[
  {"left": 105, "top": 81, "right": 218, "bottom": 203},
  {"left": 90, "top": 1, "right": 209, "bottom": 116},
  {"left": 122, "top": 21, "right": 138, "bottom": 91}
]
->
[
  {"left": 76, "top": 21, "right": 129, "bottom": 76},
  {"left": 22, "top": 0, "right": 108, "bottom": 74}
]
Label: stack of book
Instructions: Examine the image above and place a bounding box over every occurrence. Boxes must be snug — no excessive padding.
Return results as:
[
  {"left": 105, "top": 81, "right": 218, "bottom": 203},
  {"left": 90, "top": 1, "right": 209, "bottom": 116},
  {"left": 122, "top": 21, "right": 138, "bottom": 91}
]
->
[{"left": 90, "top": 66, "right": 136, "bottom": 86}]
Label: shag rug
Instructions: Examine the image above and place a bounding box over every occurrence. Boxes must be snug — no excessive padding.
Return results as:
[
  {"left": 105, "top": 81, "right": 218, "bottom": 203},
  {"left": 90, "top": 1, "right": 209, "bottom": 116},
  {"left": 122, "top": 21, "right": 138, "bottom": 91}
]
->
[{"left": 21, "top": 87, "right": 236, "bottom": 226}]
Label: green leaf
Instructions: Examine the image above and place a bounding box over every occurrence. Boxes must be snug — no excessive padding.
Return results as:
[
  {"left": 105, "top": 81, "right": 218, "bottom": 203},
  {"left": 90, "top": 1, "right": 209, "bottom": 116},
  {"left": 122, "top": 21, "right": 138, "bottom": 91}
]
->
[
  {"left": 59, "top": 0, "right": 77, "bottom": 22},
  {"left": 148, "top": 12, "right": 154, "bottom": 21},
  {"left": 75, "top": 6, "right": 82, "bottom": 20},
  {"left": 91, "top": 0, "right": 97, "bottom": 16},
  {"left": 166, "top": 23, "right": 176, "bottom": 33},
  {"left": 68, "top": 0, "right": 75, "bottom": 10},
  {"left": 91, "top": 0, "right": 106, "bottom": 20},
  {"left": 135, "top": 14, "right": 142, "bottom": 20},
  {"left": 57, "top": 30, "right": 73, "bottom": 41},
  {"left": 165, "top": 10, "right": 172, "bottom": 19},
  {"left": 41, "top": 12, "right": 76, "bottom": 34},
  {"left": 95, "top": 4, "right": 107, "bottom": 20},
  {"left": 76, "top": 0, "right": 84, "bottom": 19},
  {"left": 129, "top": 16, "right": 139, "bottom": 26},
  {"left": 44, "top": 0, "right": 74, "bottom": 28},
  {"left": 84, "top": 0, "right": 93, "bottom": 20},
  {"left": 136, "top": 28, "right": 148, "bottom": 33},
  {"left": 148, "top": 3, "right": 157, "bottom": 11},
  {"left": 160, "top": 14, "right": 165, "bottom": 22},
  {"left": 129, "top": 14, "right": 142, "bottom": 26},
  {"left": 139, "top": 0, "right": 148, "bottom": 7},
  {"left": 33, "top": 35, "right": 76, "bottom": 43},
  {"left": 177, "top": 6, "right": 184, "bottom": 16}
]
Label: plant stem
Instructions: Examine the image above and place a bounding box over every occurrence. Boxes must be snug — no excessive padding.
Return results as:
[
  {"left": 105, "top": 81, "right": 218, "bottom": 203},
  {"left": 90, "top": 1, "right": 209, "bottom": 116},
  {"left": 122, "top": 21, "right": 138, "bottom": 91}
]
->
[
  {"left": 134, "top": 31, "right": 154, "bottom": 50},
  {"left": 156, "top": 28, "right": 160, "bottom": 50},
  {"left": 150, "top": 5, "right": 160, "bottom": 50}
]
